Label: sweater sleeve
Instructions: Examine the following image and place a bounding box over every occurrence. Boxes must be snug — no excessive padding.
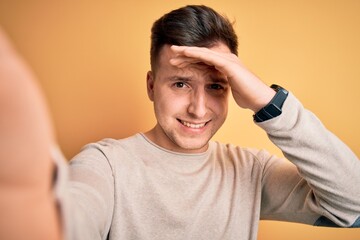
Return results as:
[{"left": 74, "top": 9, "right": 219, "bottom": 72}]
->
[
  {"left": 257, "top": 92, "right": 360, "bottom": 227},
  {"left": 53, "top": 141, "right": 116, "bottom": 240}
]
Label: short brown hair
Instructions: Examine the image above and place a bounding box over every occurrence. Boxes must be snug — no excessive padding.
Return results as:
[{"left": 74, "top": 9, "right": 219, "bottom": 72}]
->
[{"left": 150, "top": 5, "right": 238, "bottom": 72}]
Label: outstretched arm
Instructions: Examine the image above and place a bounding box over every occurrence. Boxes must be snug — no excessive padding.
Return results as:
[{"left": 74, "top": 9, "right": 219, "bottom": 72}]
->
[{"left": 0, "top": 27, "right": 62, "bottom": 240}]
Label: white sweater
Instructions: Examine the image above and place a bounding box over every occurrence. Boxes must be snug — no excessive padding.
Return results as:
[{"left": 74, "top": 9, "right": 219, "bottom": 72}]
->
[{"left": 54, "top": 93, "right": 360, "bottom": 240}]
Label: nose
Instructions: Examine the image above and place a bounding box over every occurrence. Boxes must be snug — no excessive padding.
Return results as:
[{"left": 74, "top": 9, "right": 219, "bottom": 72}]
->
[{"left": 187, "top": 88, "right": 207, "bottom": 118}]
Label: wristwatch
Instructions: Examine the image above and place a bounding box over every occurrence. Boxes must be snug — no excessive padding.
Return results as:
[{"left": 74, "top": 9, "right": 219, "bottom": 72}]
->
[{"left": 253, "top": 84, "right": 289, "bottom": 122}]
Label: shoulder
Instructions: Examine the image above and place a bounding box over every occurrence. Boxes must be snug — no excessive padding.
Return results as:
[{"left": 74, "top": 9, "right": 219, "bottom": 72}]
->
[
  {"left": 210, "top": 141, "right": 274, "bottom": 170},
  {"left": 69, "top": 134, "right": 143, "bottom": 167},
  {"left": 81, "top": 134, "right": 142, "bottom": 153}
]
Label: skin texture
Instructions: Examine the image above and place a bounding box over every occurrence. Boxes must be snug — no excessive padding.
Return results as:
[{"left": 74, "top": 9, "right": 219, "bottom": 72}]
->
[
  {"left": 0, "top": 27, "right": 61, "bottom": 240},
  {"left": 145, "top": 44, "right": 230, "bottom": 153},
  {"left": 145, "top": 42, "right": 275, "bottom": 153}
]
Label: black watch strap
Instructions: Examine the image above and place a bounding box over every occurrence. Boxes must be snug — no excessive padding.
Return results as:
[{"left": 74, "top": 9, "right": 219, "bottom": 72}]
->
[{"left": 253, "top": 84, "right": 289, "bottom": 122}]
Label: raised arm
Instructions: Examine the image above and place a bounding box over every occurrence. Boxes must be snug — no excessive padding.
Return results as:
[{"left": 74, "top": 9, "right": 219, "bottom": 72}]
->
[
  {"left": 0, "top": 27, "right": 62, "bottom": 240},
  {"left": 170, "top": 43, "right": 360, "bottom": 226}
]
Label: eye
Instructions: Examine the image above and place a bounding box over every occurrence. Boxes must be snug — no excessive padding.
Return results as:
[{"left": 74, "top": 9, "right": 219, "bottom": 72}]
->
[
  {"left": 174, "top": 82, "right": 186, "bottom": 88},
  {"left": 208, "top": 84, "right": 224, "bottom": 90}
]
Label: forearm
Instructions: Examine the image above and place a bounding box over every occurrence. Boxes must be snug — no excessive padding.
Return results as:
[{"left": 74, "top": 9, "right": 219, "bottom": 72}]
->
[{"left": 258, "top": 93, "right": 360, "bottom": 226}]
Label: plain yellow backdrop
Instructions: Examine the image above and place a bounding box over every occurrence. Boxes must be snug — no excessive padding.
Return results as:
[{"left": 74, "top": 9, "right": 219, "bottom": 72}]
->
[{"left": 0, "top": 0, "right": 359, "bottom": 239}]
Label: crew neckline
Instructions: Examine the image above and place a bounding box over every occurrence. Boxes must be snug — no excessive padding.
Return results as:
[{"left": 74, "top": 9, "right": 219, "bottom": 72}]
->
[{"left": 138, "top": 132, "right": 213, "bottom": 158}]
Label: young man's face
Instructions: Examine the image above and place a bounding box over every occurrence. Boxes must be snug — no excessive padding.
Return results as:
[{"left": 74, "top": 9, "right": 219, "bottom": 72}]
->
[{"left": 146, "top": 43, "right": 230, "bottom": 153}]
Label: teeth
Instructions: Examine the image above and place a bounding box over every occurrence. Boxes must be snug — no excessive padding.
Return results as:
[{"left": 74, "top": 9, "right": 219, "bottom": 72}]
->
[{"left": 181, "top": 120, "right": 206, "bottom": 129}]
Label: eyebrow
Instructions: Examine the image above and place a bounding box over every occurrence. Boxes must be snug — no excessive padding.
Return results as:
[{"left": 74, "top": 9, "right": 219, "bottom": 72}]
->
[
  {"left": 168, "top": 76, "right": 193, "bottom": 82},
  {"left": 167, "top": 75, "right": 229, "bottom": 85},
  {"left": 209, "top": 76, "right": 228, "bottom": 85}
]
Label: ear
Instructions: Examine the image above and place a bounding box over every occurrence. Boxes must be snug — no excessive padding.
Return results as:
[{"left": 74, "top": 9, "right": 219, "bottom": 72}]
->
[{"left": 146, "top": 71, "right": 155, "bottom": 101}]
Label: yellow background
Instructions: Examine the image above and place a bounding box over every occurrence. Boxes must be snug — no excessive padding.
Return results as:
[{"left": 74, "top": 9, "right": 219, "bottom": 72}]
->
[{"left": 0, "top": 0, "right": 359, "bottom": 239}]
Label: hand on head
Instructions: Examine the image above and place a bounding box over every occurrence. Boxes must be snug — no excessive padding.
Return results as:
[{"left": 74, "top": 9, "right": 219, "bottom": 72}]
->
[{"left": 169, "top": 44, "right": 276, "bottom": 112}]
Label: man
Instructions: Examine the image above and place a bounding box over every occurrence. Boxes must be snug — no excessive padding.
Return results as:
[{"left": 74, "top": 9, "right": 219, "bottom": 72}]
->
[
  {"left": 1, "top": 4, "right": 359, "bottom": 240},
  {"left": 65, "top": 5, "right": 360, "bottom": 239}
]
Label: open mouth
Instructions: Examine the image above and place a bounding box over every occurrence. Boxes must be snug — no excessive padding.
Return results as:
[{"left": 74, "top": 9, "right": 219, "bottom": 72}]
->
[{"left": 177, "top": 119, "right": 209, "bottom": 129}]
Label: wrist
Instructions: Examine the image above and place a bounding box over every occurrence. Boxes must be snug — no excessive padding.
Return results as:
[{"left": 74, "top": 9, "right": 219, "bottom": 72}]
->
[
  {"left": 251, "top": 88, "right": 276, "bottom": 113},
  {"left": 253, "top": 84, "right": 289, "bottom": 122}
]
